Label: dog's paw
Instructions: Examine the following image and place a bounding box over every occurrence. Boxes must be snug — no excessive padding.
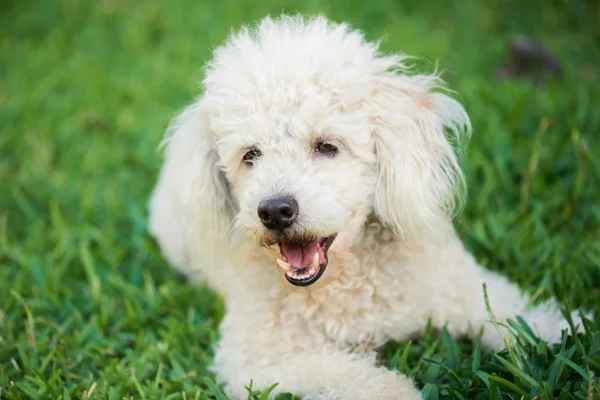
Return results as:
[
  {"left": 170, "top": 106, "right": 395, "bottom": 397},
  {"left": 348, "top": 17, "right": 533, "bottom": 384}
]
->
[
  {"left": 537, "top": 309, "right": 590, "bottom": 345},
  {"left": 360, "top": 372, "right": 422, "bottom": 400},
  {"left": 309, "top": 370, "right": 421, "bottom": 400},
  {"left": 480, "top": 308, "right": 592, "bottom": 351}
]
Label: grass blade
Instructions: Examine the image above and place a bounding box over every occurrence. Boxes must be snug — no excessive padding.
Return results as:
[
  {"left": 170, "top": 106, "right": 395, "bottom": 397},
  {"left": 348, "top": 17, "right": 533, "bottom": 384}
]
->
[
  {"left": 488, "top": 375, "right": 529, "bottom": 397},
  {"left": 258, "top": 383, "right": 279, "bottom": 400},
  {"left": 472, "top": 343, "right": 481, "bottom": 372},
  {"left": 555, "top": 354, "right": 590, "bottom": 382},
  {"left": 205, "top": 377, "right": 229, "bottom": 400},
  {"left": 494, "top": 355, "right": 539, "bottom": 388},
  {"left": 441, "top": 327, "right": 459, "bottom": 370}
]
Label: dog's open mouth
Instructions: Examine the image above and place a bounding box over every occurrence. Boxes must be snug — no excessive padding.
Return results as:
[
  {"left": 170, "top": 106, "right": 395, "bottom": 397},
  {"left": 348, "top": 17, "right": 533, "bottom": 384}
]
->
[{"left": 276, "top": 234, "right": 336, "bottom": 286}]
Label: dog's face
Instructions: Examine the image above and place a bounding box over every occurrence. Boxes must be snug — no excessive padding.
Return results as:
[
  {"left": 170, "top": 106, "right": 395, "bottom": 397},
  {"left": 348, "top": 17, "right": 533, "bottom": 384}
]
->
[
  {"left": 210, "top": 91, "right": 379, "bottom": 285},
  {"left": 152, "top": 16, "right": 470, "bottom": 287}
]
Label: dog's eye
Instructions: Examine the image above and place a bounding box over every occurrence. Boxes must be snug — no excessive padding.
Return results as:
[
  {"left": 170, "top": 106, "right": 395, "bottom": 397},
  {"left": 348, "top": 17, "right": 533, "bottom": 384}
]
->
[
  {"left": 315, "top": 141, "right": 338, "bottom": 156},
  {"left": 243, "top": 148, "right": 262, "bottom": 165}
]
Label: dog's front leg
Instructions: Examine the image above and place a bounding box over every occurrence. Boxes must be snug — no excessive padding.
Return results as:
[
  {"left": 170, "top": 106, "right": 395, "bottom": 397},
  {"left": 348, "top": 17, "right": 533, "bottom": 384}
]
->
[
  {"left": 463, "top": 267, "right": 585, "bottom": 350},
  {"left": 212, "top": 311, "right": 422, "bottom": 400},
  {"left": 414, "top": 241, "right": 586, "bottom": 350}
]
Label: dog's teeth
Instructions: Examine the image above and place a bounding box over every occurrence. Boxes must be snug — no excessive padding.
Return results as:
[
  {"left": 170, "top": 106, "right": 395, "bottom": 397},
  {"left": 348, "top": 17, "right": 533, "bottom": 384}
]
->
[
  {"left": 312, "top": 252, "right": 320, "bottom": 268},
  {"left": 277, "top": 259, "right": 291, "bottom": 272}
]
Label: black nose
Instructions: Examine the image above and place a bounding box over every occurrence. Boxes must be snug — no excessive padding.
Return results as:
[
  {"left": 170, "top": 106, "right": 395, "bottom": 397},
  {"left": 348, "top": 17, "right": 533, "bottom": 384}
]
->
[{"left": 257, "top": 196, "right": 298, "bottom": 231}]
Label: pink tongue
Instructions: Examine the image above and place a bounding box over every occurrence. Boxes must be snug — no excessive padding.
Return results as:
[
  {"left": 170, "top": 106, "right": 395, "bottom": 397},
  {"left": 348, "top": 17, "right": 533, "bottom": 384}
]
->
[{"left": 280, "top": 241, "right": 322, "bottom": 269}]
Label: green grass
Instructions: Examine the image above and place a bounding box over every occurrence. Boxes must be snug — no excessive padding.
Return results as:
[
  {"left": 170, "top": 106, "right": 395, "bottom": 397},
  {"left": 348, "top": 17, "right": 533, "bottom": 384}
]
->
[{"left": 1, "top": 0, "right": 599, "bottom": 398}]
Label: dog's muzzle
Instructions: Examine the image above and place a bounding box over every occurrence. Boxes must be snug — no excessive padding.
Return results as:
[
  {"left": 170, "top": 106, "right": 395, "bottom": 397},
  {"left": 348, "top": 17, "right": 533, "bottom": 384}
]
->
[{"left": 257, "top": 195, "right": 336, "bottom": 286}]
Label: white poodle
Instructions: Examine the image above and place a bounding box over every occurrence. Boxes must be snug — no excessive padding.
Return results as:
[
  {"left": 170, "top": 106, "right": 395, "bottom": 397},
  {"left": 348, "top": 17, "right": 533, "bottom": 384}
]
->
[{"left": 149, "top": 15, "right": 584, "bottom": 400}]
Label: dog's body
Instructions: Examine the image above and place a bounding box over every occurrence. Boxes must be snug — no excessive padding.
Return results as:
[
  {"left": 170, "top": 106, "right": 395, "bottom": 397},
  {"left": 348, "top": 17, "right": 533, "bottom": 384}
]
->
[{"left": 149, "top": 16, "right": 582, "bottom": 399}]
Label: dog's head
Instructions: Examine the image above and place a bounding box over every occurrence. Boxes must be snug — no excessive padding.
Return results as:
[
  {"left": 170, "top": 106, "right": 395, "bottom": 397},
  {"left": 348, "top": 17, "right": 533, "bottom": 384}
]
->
[{"left": 150, "top": 15, "right": 470, "bottom": 286}]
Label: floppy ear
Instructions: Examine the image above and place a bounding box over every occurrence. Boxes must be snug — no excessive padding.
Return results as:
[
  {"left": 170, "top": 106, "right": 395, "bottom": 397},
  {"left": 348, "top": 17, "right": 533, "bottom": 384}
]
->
[
  {"left": 148, "top": 100, "right": 235, "bottom": 277},
  {"left": 370, "top": 59, "right": 471, "bottom": 243}
]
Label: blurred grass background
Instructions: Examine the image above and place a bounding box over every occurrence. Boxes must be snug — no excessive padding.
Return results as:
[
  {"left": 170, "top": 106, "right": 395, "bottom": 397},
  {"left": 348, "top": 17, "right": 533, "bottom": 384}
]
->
[{"left": 1, "top": 0, "right": 599, "bottom": 398}]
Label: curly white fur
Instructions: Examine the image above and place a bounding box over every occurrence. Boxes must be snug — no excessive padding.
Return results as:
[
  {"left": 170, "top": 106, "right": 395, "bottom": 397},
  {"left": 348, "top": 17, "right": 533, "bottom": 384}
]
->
[{"left": 149, "top": 15, "right": 585, "bottom": 399}]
